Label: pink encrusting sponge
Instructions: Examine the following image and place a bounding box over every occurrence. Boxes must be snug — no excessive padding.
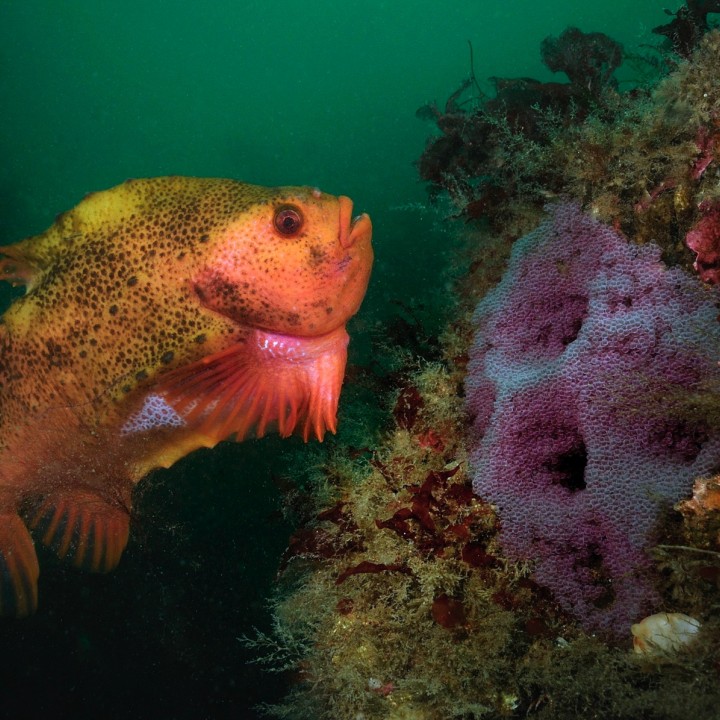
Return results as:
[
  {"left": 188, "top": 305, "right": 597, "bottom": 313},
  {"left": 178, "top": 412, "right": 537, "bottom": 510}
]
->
[{"left": 466, "top": 202, "right": 720, "bottom": 635}]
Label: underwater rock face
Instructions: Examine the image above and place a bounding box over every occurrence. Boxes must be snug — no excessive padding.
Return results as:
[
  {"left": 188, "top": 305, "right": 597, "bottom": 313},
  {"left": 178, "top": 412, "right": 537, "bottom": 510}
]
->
[{"left": 466, "top": 202, "right": 720, "bottom": 635}]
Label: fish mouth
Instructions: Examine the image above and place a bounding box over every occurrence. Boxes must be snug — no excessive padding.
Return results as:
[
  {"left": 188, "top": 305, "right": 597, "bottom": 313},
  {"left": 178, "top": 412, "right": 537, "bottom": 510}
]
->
[
  {"left": 338, "top": 196, "right": 372, "bottom": 250},
  {"left": 334, "top": 197, "right": 373, "bottom": 305}
]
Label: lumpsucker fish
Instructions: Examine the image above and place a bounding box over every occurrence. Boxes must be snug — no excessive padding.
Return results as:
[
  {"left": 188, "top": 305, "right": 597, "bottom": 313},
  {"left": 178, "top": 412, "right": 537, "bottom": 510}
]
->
[{"left": 0, "top": 176, "right": 373, "bottom": 616}]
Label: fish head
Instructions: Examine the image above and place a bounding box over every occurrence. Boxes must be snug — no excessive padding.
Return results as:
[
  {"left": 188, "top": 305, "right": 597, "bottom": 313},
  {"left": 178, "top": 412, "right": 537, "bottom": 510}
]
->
[{"left": 193, "top": 186, "right": 373, "bottom": 337}]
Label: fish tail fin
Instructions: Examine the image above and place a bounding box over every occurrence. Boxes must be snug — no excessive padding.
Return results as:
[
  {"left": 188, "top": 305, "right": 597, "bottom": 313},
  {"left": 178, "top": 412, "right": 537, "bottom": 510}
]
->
[
  {"left": 0, "top": 512, "right": 39, "bottom": 617},
  {"left": 29, "top": 490, "right": 130, "bottom": 573}
]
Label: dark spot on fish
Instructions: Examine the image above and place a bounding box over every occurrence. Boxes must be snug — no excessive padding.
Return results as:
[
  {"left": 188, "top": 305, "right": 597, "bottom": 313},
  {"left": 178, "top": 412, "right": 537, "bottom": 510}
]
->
[
  {"left": 195, "top": 333, "right": 207, "bottom": 344},
  {"left": 109, "top": 304, "right": 118, "bottom": 315},
  {"left": 199, "top": 234, "right": 209, "bottom": 243},
  {"left": 160, "top": 351, "right": 174, "bottom": 364},
  {"left": 135, "top": 370, "right": 148, "bottom": 381},
  {"left": 122, "top": 384, "right": 132, "bottom": 393},
  {"left": 326, "top": 307, "right": 333, "bottom": 315},
  {"left": 127, "top": 276, "right": 138, "bottom": 287},
  {"left": 308, "top": 245, "right": 326, "bottom": 267},
  {"left": 193, "top": 283, "right": 207, "bottom": 302}
]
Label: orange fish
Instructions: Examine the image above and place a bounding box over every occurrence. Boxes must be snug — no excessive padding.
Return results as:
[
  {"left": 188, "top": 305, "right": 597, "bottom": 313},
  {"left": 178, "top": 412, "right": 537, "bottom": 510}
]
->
[{"left": 0, "top": 176, "right": 373, "bottom": 616}]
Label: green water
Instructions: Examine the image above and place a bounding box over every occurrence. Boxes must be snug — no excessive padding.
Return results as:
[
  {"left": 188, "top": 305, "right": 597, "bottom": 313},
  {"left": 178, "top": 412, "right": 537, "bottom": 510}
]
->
[
  {"left": 0, "top": 1, "right": 665, "bottom": 319},
  {"left": 0, "top": 2, "right": 680, "bottom": 718}
]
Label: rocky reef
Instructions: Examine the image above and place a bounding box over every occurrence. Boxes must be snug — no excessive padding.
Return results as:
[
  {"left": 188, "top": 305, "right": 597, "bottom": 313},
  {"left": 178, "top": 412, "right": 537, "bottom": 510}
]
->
[{"left": 246, "top": 13, "right": 720, "bottom": 720}]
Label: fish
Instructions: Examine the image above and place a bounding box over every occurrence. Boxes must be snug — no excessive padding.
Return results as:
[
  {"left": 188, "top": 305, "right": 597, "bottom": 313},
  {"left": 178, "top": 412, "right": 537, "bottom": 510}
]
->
[{"left": 0, "top": 176, "right": 373, "bottom": 616}]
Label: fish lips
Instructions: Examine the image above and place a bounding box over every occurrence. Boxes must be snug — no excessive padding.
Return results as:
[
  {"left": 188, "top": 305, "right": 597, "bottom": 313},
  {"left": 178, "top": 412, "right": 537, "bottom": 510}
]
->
[
  {"left": 339, "top": 196, "right": 372, "bottom": 251},
  {"left": 335, "top": 201, "right": 373, "bottom": 320}
]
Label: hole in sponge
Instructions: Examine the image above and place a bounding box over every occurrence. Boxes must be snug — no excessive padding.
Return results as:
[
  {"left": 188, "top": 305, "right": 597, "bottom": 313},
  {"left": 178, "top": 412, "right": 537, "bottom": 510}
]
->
[{"left": 546, "top": 441, "right": 588, "bottom": 492}]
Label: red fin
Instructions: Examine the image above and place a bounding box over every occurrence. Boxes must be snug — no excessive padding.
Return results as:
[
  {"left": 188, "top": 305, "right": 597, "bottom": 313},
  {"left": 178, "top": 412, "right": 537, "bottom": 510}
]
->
[
  {"left": 0, "top": 513, "right": 39, "bottom": 617},
  {"left": 0, "top": 245, "right": 41, "bottom": 288},
  {"left": 29, "top": 491, "right": 130, "bottom": 573},
  {"left": 155, "top": 326, "right": 350, "bottom": 443}
]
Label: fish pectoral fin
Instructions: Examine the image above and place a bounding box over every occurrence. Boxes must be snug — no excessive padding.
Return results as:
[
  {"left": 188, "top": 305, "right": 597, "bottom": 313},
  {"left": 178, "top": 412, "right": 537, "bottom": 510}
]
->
[
  {"left": 29, "top": 491, "right": 130, "bottom": 573},
  {"left": 0, "top": 244, "right": 42, "bottom": 288},
  {"left": 0, "top": 513, "right": 39, "bottom": 617},
  {"left": 154, "top": 327, "right": 349, "bottom": 444}
]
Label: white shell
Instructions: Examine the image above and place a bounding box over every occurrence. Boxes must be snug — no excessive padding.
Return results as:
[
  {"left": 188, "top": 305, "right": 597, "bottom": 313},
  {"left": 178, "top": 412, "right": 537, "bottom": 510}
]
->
[{"left": 631, "top": 612, "right": 701, "bottom": 655}]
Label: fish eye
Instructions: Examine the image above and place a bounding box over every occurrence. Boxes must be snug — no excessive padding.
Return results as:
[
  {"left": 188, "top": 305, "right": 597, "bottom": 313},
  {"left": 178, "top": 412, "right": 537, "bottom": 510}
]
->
[{"left": 274, "top": 205, "right": 304, "bottom": 236}]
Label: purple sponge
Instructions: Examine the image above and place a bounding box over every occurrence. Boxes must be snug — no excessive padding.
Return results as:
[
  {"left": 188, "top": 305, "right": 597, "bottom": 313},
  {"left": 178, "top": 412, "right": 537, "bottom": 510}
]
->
[{"left": 466, "top": 203, "right": 720, "bottom": 635}]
